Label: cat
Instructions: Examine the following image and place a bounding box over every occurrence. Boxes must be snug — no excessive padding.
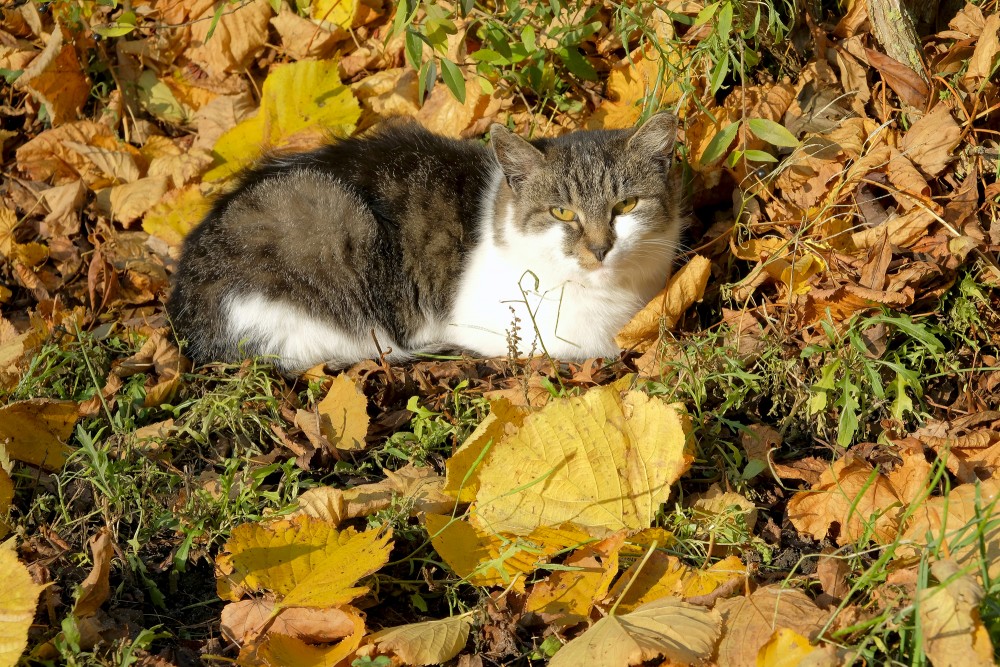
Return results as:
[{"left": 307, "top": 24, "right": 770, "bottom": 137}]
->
[{"left": 168, "top": 113, "right": 685, "bottom": 373}]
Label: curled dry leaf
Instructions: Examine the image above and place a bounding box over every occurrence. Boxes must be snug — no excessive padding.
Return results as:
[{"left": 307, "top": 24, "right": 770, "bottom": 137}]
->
[
  {"left": 965, "top": 12, "right": 1000, "bottom": 81},
  {"left": 72, "top": 529, "right": 114, "bottom": 618},
  {"left": 471, "top": 385, "right": 693, "bottom": 537},
  {"left": 616, "top": 254, "right": 711, "bottom": 353},
  {"left": 549, "top": 596, "right": 721, "bottom": 667},
  {"left": 918, "top": 559, "right": 995, "bottom": 667},
  {"left": 715, "top": 586, "right": 829, "bottom": 667},
  {"left": 899, "top": 104, "right": 962, "bottom": 178},
  {"left": 366, "top": 614, "right": 473, "bottom": 666},
  {"left": 221, "top": 598, "right": 363, "bottom": 644},
  {"left": 0, "top": 542, "right": 47, "bottom": 667}
]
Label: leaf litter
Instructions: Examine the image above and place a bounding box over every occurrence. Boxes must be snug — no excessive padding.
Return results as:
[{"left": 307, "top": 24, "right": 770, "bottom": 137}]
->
[{"left": 2, "top": 0, "right": 1000, "bottom": 665}]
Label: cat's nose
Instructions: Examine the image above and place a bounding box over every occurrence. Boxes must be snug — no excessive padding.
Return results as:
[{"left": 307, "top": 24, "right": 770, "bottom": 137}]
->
[{"left": 588, "top": 243, "right": 611, "bottom": 262}]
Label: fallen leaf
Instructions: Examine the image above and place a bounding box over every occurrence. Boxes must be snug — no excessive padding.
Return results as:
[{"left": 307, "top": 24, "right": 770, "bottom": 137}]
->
[
  {"left": 899, "top": 104, "right": 962, "bottom": 177},
  {"left": 255, "top": 629, "right": 364, "bottom": 667},
  {"left": 0, "top": 398, "right": 78, "bottom": 470},
  {"left": 205, "top": 59, "right": 361, "bottom": 181},
  {"left": 39, "top": 180, "right": 86, "bottom": 237},
  {"left": 16, "top": 23, "right": 90, "bottom": 125},
  {"left": 616, "top": 255, "right": 711, "bottom": 352},
  {"left": 606, "top": 552, "right": 745, "bottom": 613},
  {"left": 549, "top": 596, "right": 721, "bottom": 667},
  {"left": 918, "top": 559, "right": 995, "bottom": 667},
  {"left": 141, "top": 184, "right": 212, "bottom": 247},
  {"left": 16, "top": 121, "right": 117, "bottom": 185},
  {"left": 109, "top": 176, "right": 169, "bottom": 224},
  {"left": 590, "top": 44, "right": 684, "bottom": 130},
  {"left": 715, "top": 586, "right": 829, "bottom": 667},
  {"left": 340, "top": 463, "right": 456, "bottom": 518},
  {"left": 966, "top": 13, "right": 1000, "bottom": 81},
  {"left": 472, "top": 386, "right": 694, "bottom": 537},
  {"left": 0, "top": 541, "right": 47, "bottom": 666},
  {"left": 368, "top": 614, "right": 473, "bottom": 666},
  {"left": 221, "top": 598, "right": 363, "bottom": 644},
  {"left": 187, "top": 0, "right": 272, "bottom": 77},
  {"left": 73, "top": 529, "right": 114, "bottom": 617},
  {"left": 271, "top": 4, "right": 345, "bottom": 60},
  {"left": 317, "top": 373, "right": 369, "bottom": 450},
  {"left": 863, "top": 48, "right": 928, "bottom": 108},
  {"left": 755, "top": 628, "right": 817, "bottom": 667},
  {"left": 292, "top": 486, "right": 346, "bottom": 526}
]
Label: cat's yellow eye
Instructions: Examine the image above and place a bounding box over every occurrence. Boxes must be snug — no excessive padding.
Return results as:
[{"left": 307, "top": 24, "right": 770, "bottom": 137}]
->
[
  {"left": 550, "top": 206, "right": 578, "bottom": 222},
  {"left": 613, "top": 197, "right": 638, "bottom": 215}
]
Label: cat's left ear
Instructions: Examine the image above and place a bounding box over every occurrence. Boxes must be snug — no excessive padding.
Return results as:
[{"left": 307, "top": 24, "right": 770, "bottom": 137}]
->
[
  {"left": 490, "top": 124, "right": 545, "bottom": 191},
  {"left": 628, "top": 112, "right": 678, "bottom": 169}
]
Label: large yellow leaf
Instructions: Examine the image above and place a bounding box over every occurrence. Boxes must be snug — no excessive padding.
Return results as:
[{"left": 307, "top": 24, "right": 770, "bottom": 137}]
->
[
  {"left": 367, "top": 614, "right": 473, "bottom": 666},
  {"left": 918, "top": 559, "right": 995, "bottom": 667},
  {"left": 443, "top": 398, "right": 531, "bottom": 503},
  {"left": 0, "top": 399, "right": 77, "bottom": 470},
  {"left": 216, "top": 515, "right": 391, "bottom": 608},
  {"left": 317, "top": 373, "right": 368, "bottom": 451},
  {"left": 205, "top": 60, "right": 361, "bottom": 182},
  {"left": 548, "top": 596, "right": 720, "bottom": 667},
  {"left": 0, "top": 542, "right": 47, "bottom": 666},
  {"left": 141, "top": 184, "right": 212, "bottom": 246},
  {"left": 472, "top": 386, "right": 693, "bottom": 537}
]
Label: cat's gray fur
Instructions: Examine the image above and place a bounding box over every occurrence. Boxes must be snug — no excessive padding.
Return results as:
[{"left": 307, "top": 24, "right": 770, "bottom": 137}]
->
[{"left": 168, "top": 113, "right": 685, "bottom": 372}]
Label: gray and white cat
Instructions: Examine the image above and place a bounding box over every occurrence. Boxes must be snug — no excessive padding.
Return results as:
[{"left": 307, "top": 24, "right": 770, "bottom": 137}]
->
[{"left": 168, "top": 113, "right": 685, "bottom": 373}]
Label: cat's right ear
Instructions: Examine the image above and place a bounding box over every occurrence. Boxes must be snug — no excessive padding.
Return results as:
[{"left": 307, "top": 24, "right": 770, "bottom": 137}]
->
[{"left": 490, "top": 124, "right": 544, "bottom": 191}]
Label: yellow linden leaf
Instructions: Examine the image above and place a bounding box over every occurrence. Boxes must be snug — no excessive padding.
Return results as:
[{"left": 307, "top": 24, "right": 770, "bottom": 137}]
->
[
  {"left": 369, "top": 614, "right": 473, "bottom": 666},
  {"left": 310, "top": 0, "right": 359, "bottom": 27},
  {"left": 255, "top": 628, "right": 364, "bottom": 667},
  {"left": 425, "top": 514, "right": 590, "bottom": 591},
  {"left": 0, "top": 399, "right": 78, "bottom": 470},
  {"left": 216, "top": 515, "right": 391, "bottom": 607},
  {"left": 549, "top": 596, "right": 720, "bottom": 667},
  {"left": 142, "top": 185, "right": 213, "bottom": 246},
  {"left": 317, "top": 373, "right": 369, "bottom": 451},
  {"left": 525, "top": 532, "right": 626, "bottom": 627},
  {"left": 472, "top": 386, "right": 693, "bottom": 537},
  {"left": 918, "top": 559, "right": 995, "bottom": 667},
  {"left": 615, "top": 255, "right": 712, "bottom": 352},
  {"left": 205, "top": 59, "right": 361, "bottom": 181},
  {"left": 606, "top": 553, "right": 745, "bottom": 613},
  {"left": 0, "top": 541, "right": 47, "bottom": 666},
  {"left": 443, "top": 397, "right": 531, "bottom": 503},
  {"left": 756, "top": 628, "right": 816, "bottom": 667}
]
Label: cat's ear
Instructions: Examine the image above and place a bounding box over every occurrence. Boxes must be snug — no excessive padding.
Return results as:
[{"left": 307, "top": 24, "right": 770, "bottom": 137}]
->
[
  {"left": 628, "top": 112, "right": 678, "bottom": 168},
  {"left": 490, "top": 124, "right": 544, "bottom": 190}
]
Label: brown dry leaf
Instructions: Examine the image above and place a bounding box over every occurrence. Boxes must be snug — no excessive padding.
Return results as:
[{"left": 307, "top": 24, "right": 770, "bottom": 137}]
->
[
  {"left": 690, "top": 484, "right": 758, "bottom": 534},
  {"left": 73, "top": 529, "right": 114, "bottom": 617},
  {"left": 851, "top": 207, "right": 937, "bottom": 250},
  {"left": 292, "top": 486, "right": 346, "bottom": 526},
  {"left": 366, "top": 614, "right": 473, "bottom": 666},
  {"left": 16, "top": 24, "right": 90, "bottom": 125},
  {"left": 913, "top": 413, "right": 1000, "bottom": 482},
  {"left": 918, "top": 559, "right": 995, "bottom": 667},
  {"left": 316, "top": 373, "right": 369, "bottom": 450},
  {"left": 863, "top": 48, "right": 928, "bottom": 108},
  {"left": 548, "top": 596, "right": 721, "bottom": 667},
  {"left": 221, "top": 598, "right": 363, "bottom": 644},
  {"left": 187, "top": 0, "right": 272, "bottom": 77},
  {"left": 64, "top": 140, "right": 142, "bottom": 188},
  {"left": 0, "top": 398, "right": 77, "bottom": 470},
  {"left": 786, "top": 457, "right": 903, "bottom": 545},
  {"left": 271, "top": 4, "right": 345, "bottom": 60},
  {"left": 525, "top": 532, "right": 626, "bottom": 627},
  {"left": 341, "top": 463, "right": 457, "bottom": 518},
  {"left": 606, "top": 552, "right": 745, "bottom": 613},
  {"left": 740, "top": 424, "right": 780, "bottom": 478},
  {"left": 146, "top": 147, "right": 213, "bottom": 190},
  {"left": 16, "top": 121, "right": 118, "bottom": 185},
  {"left": 886, "top": 147, "right": 930, "bottom": 210},
  {"left": 109, "top": 176, "right": 169, "bottom": 225},
  {"left": 192, "top": 93, "right": 257, "bottom": 152},
  {"left": 900, "top": 104, "right": 962, "bottom": 177},
  {"left": 39, "top": 180, "right": 87, "bottom": 237},
  {"left": 352, "top": 68, "right": 420, "bottom": 130},
  {"left": 899, "top": 480, "right": 1000, "bottom": 580},
  {"left": 616, "top": 255, "right": 711, "bottom": 352},
  {"left": 114, "top": 329, "right": 189, "bottom": 408},
  {"left": 715, "top": 586, "right": 829, "bottom": 667},
  {"left": 966, "top": 12, "right": 1000, "bottom": 81},
  {"left": 471, "top": 387, "right": 693, "bottom": 537},
  {"left": 416, "top": 79, "right": 487, "bottom": 138}
]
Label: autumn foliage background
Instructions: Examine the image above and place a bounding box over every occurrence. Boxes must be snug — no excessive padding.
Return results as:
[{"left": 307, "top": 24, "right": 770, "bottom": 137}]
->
[{"left": 2, "top": 0, "right": 1000, "bottom": 665}]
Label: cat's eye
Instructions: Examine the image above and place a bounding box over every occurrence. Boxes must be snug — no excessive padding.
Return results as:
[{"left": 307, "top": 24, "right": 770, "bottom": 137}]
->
[
  {"left": 613, "top": 197, "right": 638, "bottom": 215},
  {"left": 550, "top": 207, "right": 578, "bottom": 222}
]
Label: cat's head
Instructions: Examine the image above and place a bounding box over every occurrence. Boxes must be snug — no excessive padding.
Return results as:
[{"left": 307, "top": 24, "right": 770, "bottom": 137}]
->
[{"left": 489, "top": 112, "right": 681, "bottom": 271}]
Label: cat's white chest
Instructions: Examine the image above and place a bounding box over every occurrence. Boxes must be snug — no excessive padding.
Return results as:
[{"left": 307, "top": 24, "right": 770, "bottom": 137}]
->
[{"left": 447, "top": 224, "right": 646, "bottom": 360}]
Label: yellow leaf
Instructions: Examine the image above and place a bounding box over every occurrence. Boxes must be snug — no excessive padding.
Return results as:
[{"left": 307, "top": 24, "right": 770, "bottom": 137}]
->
[
  {"left": 472, "top": 386, "right": 693, "bottom": 537},
  {"left": 310, "top": 0, "right": 359, "bottom": 27},
  {"left": 918, "top": 559, "right": 995, "bottom": 667},
  {"left": 548, "top": 596, "right": 720, "bottom": 667},
  {"left": 255, "top": 628, "right": 364, "bottom": 667},
  {"left": 109, "top": 176, "right": 169, "bottom": 224},
  {"left": 0, "top": 465, "right": 12, "bottom": 540},
  {"left": 15, "top": 24, "right": 90, "bottom": 126},
  {"left": 317, "top": 374, "right": 369, "bottom": 451},
  {"left": 0, "top": 541, "right": 47, "bottom": 666},
  {"left": 525, "top": 532, "right": 626, "bottom": 627},
  {"left": 369, "top": 614, "right": 473, "bottom": 666},
  {"left": 205, "top": 59, "right": 361, "bottom": 181},
  {"left": 0, "top": 399, "right": 78, "bottom": 470},
  {"left": 606, "top": 553, "right": 745, "bottom": 613},
  {"left": 589, "top": 44, "right": 685, "bottom": 130},
  {"left": 756, "top": 628, "right": 816, "bottom": 667},
  {"left": 141, "top": 185, "right": 212, "bottom": 246},
  {"left": 443, "top": 398, "right": 531, "bottom": 503},
  {"left": 216, "top": 515, "right": 391, "bottom": 608},
  {"left": 615, "top": 255, "right": 711, "bottom": 352}
]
